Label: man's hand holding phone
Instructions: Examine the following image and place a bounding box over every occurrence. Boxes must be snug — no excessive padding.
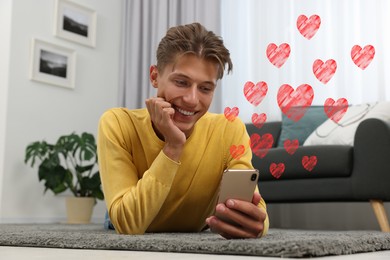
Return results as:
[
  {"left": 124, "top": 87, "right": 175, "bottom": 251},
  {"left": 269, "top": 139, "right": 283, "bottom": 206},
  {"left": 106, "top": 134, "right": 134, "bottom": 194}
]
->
[
  {"left": 206, "top": 192, "right": 267, "bottom": 239},
  {"left": 206, "top": 169, "right": 267, "bottom": 239}
]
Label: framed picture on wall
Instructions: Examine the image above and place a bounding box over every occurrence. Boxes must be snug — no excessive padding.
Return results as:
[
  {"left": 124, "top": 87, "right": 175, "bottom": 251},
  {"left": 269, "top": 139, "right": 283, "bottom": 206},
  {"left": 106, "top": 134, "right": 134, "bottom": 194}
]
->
[
  {"left": 29, "top": 39, "right": 76, "bottom": 89},
  {"left": 54, "top": 0, "right": 97, "bottom": 47}
]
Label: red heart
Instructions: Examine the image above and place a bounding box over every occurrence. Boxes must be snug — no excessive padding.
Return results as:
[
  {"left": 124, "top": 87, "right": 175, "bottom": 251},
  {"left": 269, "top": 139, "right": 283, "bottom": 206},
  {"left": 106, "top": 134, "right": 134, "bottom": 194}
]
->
[
  {"left": 324, "top": 98, "right": 348, "bottom": 123},
  {"left": 302, "top": 155, "right": 317, "bottom": 172},
  {"left": 229, "top": 145, "right": 245, "bottom": 160},
  {"left": 270, "top": 163, "right": 285, "bottom": 179},
  {"left": 243, "top": 81, "right": 268, "bottom": 106},
  {"left": 266, "top": 43, "right": 290, "bottom": 68},
  {"left": 251, "top": 113, "right": 267, "bottom": 129},
  {"left": 224, "top": 107, "right": 239, "bottom": 122},
  {"left": 284, "top": 139, "right": 299, "bottom": 155},
  {"left": 351, "top": 45, "right": 375, "bottom": 70},
  {"left": 313, "top": 59, "right": 337, "bottom": 84},
  {"left": 277, "top": 84, "right": 314, "bottom": 122},
  {"left": 250, "top": 133, "right": 274, "bottom": 159},
  {"left": 297, "top": 14, "right": 321, "bottom": 40}
]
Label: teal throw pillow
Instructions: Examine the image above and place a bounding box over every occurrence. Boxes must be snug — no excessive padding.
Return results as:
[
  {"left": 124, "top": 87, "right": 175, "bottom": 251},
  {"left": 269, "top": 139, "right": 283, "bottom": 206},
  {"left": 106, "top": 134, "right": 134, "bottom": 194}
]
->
[{"left": 277, "top": 106, "right": 329, "bottom": 147}]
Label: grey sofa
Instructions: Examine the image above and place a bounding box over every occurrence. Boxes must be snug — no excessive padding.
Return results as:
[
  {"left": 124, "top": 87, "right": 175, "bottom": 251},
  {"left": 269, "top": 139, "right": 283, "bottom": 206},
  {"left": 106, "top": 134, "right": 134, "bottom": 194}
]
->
[{"left": 246, "top": 117, "right": 390, "bottom": 232}]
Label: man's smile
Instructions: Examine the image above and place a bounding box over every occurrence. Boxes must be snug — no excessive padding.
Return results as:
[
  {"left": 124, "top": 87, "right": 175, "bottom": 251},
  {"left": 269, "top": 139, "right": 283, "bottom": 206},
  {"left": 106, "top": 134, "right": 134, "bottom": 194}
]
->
[{"left": 174, "top": 106, "right": 197, "bottom": 116}]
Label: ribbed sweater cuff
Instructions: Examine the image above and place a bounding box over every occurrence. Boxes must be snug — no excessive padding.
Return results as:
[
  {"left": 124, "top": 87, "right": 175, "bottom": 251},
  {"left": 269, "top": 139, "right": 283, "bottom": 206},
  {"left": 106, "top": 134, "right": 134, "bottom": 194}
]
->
[{"left": 148, "top": 151, "right": 181, "bottom": 187}]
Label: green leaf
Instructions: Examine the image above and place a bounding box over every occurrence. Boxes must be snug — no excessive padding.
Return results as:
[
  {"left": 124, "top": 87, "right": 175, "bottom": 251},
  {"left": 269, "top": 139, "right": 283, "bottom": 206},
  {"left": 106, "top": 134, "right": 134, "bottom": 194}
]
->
[
  {"left": 38, "top": 163, "right": 68, "bottom": 195},
  {"left": 64, "top": 170, "right": 75, "bottom": 194},
  {"left": 52, "top": 183, "right": 67, "bottom": 194},
  {"left": 75, "top": 164, "right": 95, "bottom": 174},
  {"left": 77, "top": 132, "right": 97, "bottom": 161},
  {"left": 24, "top": 141, "right": 53, "bottom": 167},
  {"left": 91, "top": 189, "right": 104, "bottom": 200},
  {"left": 55, "top": 133, "right": 79, "bottom": 159},
  {"left": 80, "top": 174, "right": 100, "bottom": 190}
]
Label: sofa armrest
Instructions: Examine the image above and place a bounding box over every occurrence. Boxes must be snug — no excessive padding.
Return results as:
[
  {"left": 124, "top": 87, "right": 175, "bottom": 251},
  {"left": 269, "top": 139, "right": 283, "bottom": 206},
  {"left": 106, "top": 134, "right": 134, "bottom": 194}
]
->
[
  {"left": 246, "top": 122, "right": 282, "bottom": 148},
  {"left": 352, "top": 118, "right": 390, "bottom": 200}
]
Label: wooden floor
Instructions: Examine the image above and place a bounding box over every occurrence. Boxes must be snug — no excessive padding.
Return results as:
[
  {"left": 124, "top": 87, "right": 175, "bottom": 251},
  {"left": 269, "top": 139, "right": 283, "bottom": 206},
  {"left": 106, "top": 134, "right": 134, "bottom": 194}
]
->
[{"left": 1, "top": 246, "right": 390, "bottom": 259}]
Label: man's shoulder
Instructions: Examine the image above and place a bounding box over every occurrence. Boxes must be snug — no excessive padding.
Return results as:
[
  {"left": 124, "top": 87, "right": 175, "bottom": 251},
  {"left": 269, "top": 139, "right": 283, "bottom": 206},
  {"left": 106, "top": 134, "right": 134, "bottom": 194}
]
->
[
  {"left": 99, "top": 108, "right": 150, "bottom": 132},
  {"left": 101, "top": 108, "right": 148, "bottom": 121}
]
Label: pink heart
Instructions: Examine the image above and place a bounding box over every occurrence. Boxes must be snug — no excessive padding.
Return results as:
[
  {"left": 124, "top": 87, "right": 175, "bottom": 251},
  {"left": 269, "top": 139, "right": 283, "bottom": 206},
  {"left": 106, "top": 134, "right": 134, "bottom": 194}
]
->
[
  {"left": 277, "top": 84, "right": 314, "bottom": 122},
  {"left": 250, "top": 133, "right": 274, "bottom": 159},
  {"left": 251, "top": 113, "right": 267, "bottom": 129},
  {"left": 302, "top": 155, "right": 318, "bottom": 172},
  {"left": 224, "top": 107, "right": 239, "bottom": 122},
  {"left": 313, "top": 59, "right": 337, "bottom": 84},
  {"left": 243, "top": 81, "right": 268, "bottom": 106},
  {"left": 324, "top": 98, "right": 348, "bottom": 123},
  {"left": 270, "top": 163, "right": 285, "bottom": 179},
  {"left": 266, "top": 43, "right": 291, "bottom": 68},
  {"left": 351, "top": 45, "right": 375, "bottom": 70},
  {"left": 284, "top": 139, "right": 299, "bottom": 155},
  {"left": 229, "top": 145, "right": 245, "bottom": 160},
  {"left": 297, "top": 14, "right": 321, "bottom": 40}
]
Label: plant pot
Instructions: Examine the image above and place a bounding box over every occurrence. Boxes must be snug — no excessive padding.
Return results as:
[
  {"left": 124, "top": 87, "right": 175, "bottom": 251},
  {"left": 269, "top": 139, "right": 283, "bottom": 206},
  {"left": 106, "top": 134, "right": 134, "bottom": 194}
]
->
[{"left": 65, "top": 197, "right": 95, "bottom": 224}]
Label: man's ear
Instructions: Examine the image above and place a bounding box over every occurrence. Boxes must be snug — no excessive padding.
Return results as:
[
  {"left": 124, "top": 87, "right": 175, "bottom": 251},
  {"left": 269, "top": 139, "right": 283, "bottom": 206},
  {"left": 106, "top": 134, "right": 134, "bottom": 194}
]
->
[{"left": 149, "top": 65, "right": 158, "bottom": 88}]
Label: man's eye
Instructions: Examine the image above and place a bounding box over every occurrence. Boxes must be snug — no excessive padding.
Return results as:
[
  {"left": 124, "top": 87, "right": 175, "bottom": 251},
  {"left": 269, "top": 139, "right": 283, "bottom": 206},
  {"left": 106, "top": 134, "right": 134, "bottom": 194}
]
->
[
  {"left": 175, "top": 80, "right": 187, "bottom": 86},
  {"left": 200, "top": 86, "right": 213, "bottom": 93}
]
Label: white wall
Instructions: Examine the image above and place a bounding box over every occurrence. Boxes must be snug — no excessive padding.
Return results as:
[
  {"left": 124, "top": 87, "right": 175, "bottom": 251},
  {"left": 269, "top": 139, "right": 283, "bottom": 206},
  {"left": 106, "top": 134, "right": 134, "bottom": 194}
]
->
[
  {"left": 0, "top": 0, "right": 122, "bottom": 223},
  {"left": 0, "top": 0, "right": 13, "bottom": 217}
]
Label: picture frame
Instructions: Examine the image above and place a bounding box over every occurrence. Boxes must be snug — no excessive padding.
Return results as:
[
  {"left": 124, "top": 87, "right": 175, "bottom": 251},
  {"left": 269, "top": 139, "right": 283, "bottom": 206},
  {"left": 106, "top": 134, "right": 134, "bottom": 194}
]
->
[
  {"left": 30, "top": 39, "right": 76, "bottom": 89},
  {"left": 54, "top": 0, "right": 97, "bottom": 47}
]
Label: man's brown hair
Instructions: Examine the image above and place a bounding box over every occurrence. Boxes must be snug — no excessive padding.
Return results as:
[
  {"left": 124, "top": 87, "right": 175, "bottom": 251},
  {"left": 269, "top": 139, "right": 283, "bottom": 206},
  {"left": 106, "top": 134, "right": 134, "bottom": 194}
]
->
[{"left": 156, "top": 22, "right": 233, "bottom": 80}]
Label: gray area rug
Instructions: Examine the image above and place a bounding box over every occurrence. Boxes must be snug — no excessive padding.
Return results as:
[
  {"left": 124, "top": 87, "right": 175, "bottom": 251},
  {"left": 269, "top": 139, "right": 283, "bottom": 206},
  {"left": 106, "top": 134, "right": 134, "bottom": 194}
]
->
[{"left": 0, "top": 224, "right": 390, "bottom": 258}]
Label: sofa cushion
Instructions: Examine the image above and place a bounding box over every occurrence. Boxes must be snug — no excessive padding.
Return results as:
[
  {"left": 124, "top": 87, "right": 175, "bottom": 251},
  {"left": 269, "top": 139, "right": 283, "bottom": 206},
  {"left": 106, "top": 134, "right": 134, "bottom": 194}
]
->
[
  {"left": 246, "top": 122, "right": 282, "bottom": 148},
  {"left": 304, "top": 101, "right": 390, "bottom": 146},
  {"left": 254, "top": 145, "right": 353, "bottom": 180},
  {"left": 277, "top": 106, "right": 329, "bottom": 147}
]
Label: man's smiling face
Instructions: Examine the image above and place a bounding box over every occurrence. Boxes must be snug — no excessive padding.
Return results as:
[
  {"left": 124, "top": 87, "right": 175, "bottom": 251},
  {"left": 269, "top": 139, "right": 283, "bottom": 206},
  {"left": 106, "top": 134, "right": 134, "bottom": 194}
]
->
[{"left": 150, "top": 54, "right": 219, "bottom": 137}]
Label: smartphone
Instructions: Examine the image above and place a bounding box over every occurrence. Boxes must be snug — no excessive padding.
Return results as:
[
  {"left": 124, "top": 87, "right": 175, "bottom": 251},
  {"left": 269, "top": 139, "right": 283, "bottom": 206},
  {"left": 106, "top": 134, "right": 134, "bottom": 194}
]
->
[{"left": 216, "top": 169, "right": 259, "bottom": 224}]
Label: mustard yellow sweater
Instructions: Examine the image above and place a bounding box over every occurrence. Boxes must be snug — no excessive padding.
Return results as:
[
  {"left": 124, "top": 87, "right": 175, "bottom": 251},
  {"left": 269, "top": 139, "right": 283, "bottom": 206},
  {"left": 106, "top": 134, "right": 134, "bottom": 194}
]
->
[{"left": 97, "top": 108, "right": 269, "bottom": 235}]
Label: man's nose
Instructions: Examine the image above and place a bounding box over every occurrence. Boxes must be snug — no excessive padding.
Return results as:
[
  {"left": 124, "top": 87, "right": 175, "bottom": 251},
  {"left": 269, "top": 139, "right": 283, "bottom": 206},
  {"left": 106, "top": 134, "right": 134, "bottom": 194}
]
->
[{"left": 183, "top": 86, "right": 199, "bottom": 106}]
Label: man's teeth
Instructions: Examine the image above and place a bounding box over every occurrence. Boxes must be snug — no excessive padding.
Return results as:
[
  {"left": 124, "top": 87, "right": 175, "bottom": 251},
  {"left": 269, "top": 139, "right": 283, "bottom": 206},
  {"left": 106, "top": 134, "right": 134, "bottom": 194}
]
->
[{"left": 177, "top": 107, "right": 195, "bottom": 116}]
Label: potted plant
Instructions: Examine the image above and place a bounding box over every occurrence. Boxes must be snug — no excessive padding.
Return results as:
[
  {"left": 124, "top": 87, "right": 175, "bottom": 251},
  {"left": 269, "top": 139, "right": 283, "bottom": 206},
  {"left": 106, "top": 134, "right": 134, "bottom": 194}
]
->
[{"left": 24, "top": 132, "right": 104, "bottom": 224}]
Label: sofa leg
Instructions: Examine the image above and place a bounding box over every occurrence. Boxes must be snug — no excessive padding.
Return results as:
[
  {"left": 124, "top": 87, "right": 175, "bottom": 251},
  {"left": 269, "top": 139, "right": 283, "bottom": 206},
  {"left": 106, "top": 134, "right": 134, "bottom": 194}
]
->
[{"left": 370, "top": 200, "right": 390, "bottom": 232}]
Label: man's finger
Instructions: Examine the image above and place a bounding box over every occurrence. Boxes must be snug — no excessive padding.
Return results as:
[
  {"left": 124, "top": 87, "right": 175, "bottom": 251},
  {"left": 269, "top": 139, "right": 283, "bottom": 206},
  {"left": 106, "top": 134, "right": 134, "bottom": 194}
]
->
[{"left": 252, "top": 192, "right": 261, "bottom": 205}]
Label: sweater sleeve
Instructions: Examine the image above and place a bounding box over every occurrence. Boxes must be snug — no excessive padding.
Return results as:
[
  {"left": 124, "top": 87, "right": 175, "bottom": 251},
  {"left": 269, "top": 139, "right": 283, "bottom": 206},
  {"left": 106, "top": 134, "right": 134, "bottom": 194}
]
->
[
  {"left": 255, "top": 186, "right": 269, "bottom": 237},
  {"left": 97, "top": 110, "right": 180, "bottom": 234},
  {"left": 225, "top": 118, "right": 269, "bottom": 237}
]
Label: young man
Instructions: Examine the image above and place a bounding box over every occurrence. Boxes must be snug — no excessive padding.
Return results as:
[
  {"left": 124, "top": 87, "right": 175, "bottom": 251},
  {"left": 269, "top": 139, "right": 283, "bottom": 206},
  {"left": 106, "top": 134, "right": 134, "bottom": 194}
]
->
[{"left": 98, "top": 22, "right": 269, "bottom": 239}]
